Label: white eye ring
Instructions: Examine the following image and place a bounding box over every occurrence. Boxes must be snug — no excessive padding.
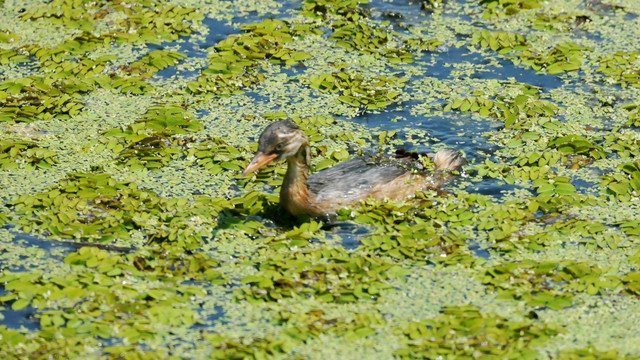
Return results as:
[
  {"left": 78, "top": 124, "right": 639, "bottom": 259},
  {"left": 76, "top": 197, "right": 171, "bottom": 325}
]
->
[{"left": 275, "top": 143, "right": 284, "bottom": 151}]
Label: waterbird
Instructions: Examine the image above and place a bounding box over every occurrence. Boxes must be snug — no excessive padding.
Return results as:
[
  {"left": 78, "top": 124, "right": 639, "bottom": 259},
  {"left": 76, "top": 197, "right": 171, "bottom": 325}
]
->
[{"left": 243, "top": 120, "right": 465, "bottom": 217}]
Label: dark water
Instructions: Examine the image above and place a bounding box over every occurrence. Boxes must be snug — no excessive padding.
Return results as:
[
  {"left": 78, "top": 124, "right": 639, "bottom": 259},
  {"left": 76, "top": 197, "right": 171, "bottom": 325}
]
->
[
  {"left": 154, "top": 17, "right": 237, "bottom": 79},
  {"left": 465, "top": 177, "right": 524, "bottom": 198},
  {"left": 154, "top": 0, "right": 301, "bottom": 79},
  {"left": 193, "top": 305, "right": 226, "bottom": 328},
  {"left": 1, "top": 225, "right": 75, "bottom": 263},
  {"left": 323, "top": 222, "right": 374, "bottom": 249},
  {"left": 0, "top": 226, "right": 74, "bottom": 330},
  {"left": 468, "top": 239, "right": 491, "bottom": 260},
  {"left": 0, "top": 300, "right": 40, "bottom": 331}
]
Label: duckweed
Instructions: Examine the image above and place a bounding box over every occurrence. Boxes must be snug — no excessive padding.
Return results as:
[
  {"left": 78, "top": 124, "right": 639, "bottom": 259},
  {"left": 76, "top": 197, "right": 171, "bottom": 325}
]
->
[
  {"left": 471, "top": 29, "right": 591, "bottom": 75},
  {"left": 444, "top": 84, "right": 558, "bottom": 127},
  {"left": 308, "top": 72, "right": 407, "bottom": 110},
  {"left": 394, "top": 305, "right": 561, "bottom": 359},
  {"left": 0, "top": 76, "right": 85, "bottom": 123},
  {"left": 9, "top": 172, "right": 230, "bottom": 248},
  {"left": 482, "top": 260, "right": 628, "bottom": 309},
  {"left": 237, "top": 247, "right": 408, "bottom": 303},
  {"left": 0, "top": 139, "right": 57, "bottom": 169},
  {"left": 103, "top": 104, "right": 203, "bottom": 170},
  {"left": 600, "top": 160, "right": 640, "bottom": 201},
  {"left": 598, "top": 51, "right": 640, "bottom": 88},
  {"left": 188, "top": 19, "right": 317, "bottom": 96}
]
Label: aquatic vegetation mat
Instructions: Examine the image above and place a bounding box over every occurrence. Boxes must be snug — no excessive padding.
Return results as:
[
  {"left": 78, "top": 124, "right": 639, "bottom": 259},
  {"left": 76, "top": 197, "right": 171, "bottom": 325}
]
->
[{"left": 1, "top": 0, "right": 640, "bottom": 358}]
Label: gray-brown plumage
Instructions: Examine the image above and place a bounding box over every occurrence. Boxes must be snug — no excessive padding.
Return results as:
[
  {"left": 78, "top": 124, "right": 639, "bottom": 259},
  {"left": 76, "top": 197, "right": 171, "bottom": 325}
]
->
[{"left": 243, "top": 120, "right": 465, "bottom": 217}]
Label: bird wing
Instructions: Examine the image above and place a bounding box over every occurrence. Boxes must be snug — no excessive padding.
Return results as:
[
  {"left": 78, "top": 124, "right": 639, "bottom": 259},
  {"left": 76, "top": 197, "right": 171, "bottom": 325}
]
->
[{"left": 308, "top": 157, "right": 407, "bottom": 204}]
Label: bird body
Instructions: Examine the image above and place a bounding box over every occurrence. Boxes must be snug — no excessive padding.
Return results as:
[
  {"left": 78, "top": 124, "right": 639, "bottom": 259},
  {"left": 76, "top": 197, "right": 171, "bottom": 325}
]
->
[{"left": 243, "top": 120, "right": 464, "bottom": 217}]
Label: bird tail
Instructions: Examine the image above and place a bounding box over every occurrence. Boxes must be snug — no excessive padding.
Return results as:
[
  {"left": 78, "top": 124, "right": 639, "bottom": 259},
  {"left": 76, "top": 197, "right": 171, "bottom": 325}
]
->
[{"left": 432, "top": 148, "right": 466, "bottom": 171}]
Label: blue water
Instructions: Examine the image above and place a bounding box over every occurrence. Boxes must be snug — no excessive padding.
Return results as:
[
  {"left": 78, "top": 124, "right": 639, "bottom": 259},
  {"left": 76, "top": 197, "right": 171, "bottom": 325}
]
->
[
  {"left": 0, "top": 226, "right": 74, "bottom": 330},
  {"left": 0, "top": 302, "right": 40, "bottom": 331},
  {"left": 324, "top": 222, "right": 374, "bottom": 249}
]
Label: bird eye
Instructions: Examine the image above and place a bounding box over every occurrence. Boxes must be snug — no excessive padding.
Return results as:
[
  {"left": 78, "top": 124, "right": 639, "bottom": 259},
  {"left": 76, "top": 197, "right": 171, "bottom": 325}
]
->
[{"left": 275, "top": 143, "right": 284, "bottom": 151}]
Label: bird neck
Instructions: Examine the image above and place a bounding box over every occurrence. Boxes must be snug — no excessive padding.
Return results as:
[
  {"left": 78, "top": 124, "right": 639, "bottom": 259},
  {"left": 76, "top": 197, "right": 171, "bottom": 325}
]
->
[{"left": 280, "top": 142, "right": 320, "bottom": 216}]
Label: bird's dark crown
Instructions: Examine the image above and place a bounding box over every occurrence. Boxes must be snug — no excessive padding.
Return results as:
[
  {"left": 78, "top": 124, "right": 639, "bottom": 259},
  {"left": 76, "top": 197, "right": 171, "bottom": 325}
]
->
[{"left": 257, "top": 120, "right": 301, "bottom": 155}]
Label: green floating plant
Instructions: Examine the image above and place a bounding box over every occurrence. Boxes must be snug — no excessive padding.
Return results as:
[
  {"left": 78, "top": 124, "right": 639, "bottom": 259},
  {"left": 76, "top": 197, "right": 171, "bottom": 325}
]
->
[
  {"left": 0, "top": 324, "right": 101, "bottom": 360},
  {"left": 0, "top": 139, "right": 57, "bottom": 169},
  {"left": 0, "top": 48, "right": 29, "bottom": 64},
  {"left": 622, "top": 103, "right": 640, "bottom": 127},
  {"left": 308, "top": 72, "right": 407, "bottom": 110},
  {"left": 0, "top": 76, "right": 85, "bottom": 123},
  {"left": 533, "top": 175, "right": 577, "bottom": 197},
  {"left": 618, "top": 220, "right": 640, "bottom": 238},
  {"left": 127, "top": 49, "right": 187, "bottom": 74},
  {"left": 471, "top": 30, "right": 528, "bottom": 54},
  {"left": 482, "top": 260, "right": 622, "bottom": 310},
  {"left": 554, "top": 218, "right": 623, "bottom": 250},
  {"left": 209, "top": 308, "right": 385, "bottom": 359},
  {"left": 477, "top": 195, "right": 608, "bottom": 252},
  {"left": 103, "top": 104, "right": 202, "bottom": 170},
  {"left": 418, "top": 0, "right": 445, "bottom": 10},
  {"left": 300, "top": 0, "right": 368, "bottom": 19},
  {"left": 533, "top": 12, "right": 592, "bottom": 32},
  {"left": 207, "top": 333, "right": 301, "bottom": 360},
  {"left": 238, "top": 20, "right": 317, "bottom": 65},
  {"left": 189, "top": 19, "right": 316, "bottom": 95},
  {"left": 329, "top": 19, "right": 412, "bottom": 63},
  {"left": 600, "top": 160, "right": 640, "bottom": 201},
  {"left": 360, "top": 220, "right": 477, "bottom": 266},
  {"left": 472, "top": 30, "right": 590, "bottom": 75},
  {"left": 477, "top": 201, "right": 538, "bottom": 245},
  {"left": 0, "top": 246, "right": 221, "bottom": 358},
  {"left": 109, "top": 76, "right": 156, "bottom": 95},
  {"left": 548, "top": 134, "right": 606, "bottom": 160},
  {"left": 0, "top": 30, "right": 20, "bottom": 43},
  {"left": 532, "top": 192, "right": 603, "bottom": 215},
  {"left": 445, "top": 86, "right": 557, "bottom": 127},
  {"left": 277, "top": 308, "right": 385, "bottom": 341},
  {"left": 65, "top": 246, "right": 226, "bottom": 284},
  {"left": 622, "top": 272, "right": 640, "bottom": 295},
  {"left": 515, "top": 149, "right": 562, "bottom": 167},
  {"left": 597, "top": 51, "right": 640, "bottom": 88},
  {"left": 480, "top": 0, "right": 543, "bottom": 17},
  {"left": 187, "top": 137, "right": 247, "bottom": 175},
  {"left": 301, "top": 0, "right": 412, "bottom": 63},
  {"left": 515, "top": 43, "right": 590, "bottom": 75},
  {"left": 236, "top": 246, "right": 409, "bottom": 303},
  {"left": 24, "top": 44, "right": 115, "bottom": 78},
  {"left": 24, "top": 0, "right": 204, "bottom": 44},
  {"left": 556, "top": 346, "right": 635, "bottom": 360},
  {"left": 5, "top": 0, "right": 205, "bottom": 104},
  {"left": 394, "top": 305, "right": 561, "bottom": 359},
  {"left": 345, "top": 193, "right": 483, "bottom": 267},
  {"left": 476, "top": 160, "right": 519, "bottom": 184},
  {"left": 20, "top": 44, "right": 156, "bottom": 95},
  {"left": 0, "top": 206, "right": 8, "bottom": 226},
  {"left": 10, "top": 172, "right": 230, "bottom": 247},
  {"left": 403, "top": 38, "right": 444, "bottom": 52}
]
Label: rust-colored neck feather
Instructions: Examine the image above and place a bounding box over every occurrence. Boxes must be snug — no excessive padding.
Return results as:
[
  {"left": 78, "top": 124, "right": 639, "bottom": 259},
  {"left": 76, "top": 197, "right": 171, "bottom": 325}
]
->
[{"left": 279, "top": 143, "right": 322, "bottom": 216}]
